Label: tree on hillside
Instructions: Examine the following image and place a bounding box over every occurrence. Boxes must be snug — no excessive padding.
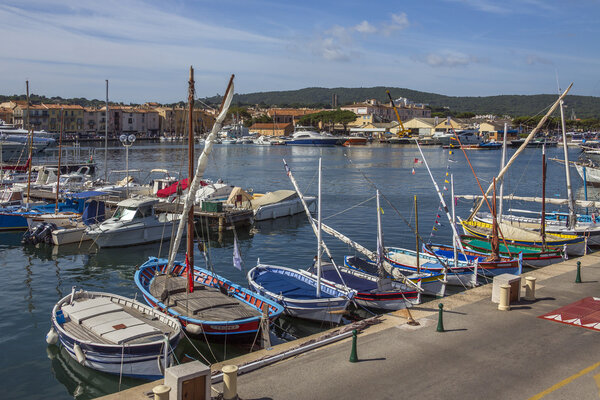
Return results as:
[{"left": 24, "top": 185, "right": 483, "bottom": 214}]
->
[{"left": 298, "top": 109, "right": 356, "bottom": 134}]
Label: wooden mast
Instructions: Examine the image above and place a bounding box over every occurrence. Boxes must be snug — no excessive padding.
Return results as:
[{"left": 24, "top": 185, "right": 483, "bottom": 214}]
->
[
  {"left": 490, "top": 178, "right": 500, "bottom": 260},
  {"left": 187, "top": 66, "right": 195, "bottom": 273},
  {"left": 541, "top": 144, "right": 547, "bottom": 249},
  {"left": 55, "top": 108, "right": 64, "bottom": 213}
]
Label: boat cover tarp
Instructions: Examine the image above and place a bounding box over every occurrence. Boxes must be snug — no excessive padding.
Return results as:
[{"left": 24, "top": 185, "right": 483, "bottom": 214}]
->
[
  {"left": 157, "top": 178, "right": 209, "bottom": 198},
  {"left": 320, "top": 269, "right": 375, "bottom": 292},
  {"left": 226, "top": 187, "right": 253, "bottom": 206},
  {"left": 255, "top": 271, "right": 334, "bottom": 299},
  {"left": 82, "top": 200, "right": 105, "bottom": 225},
  {"left": 250, "top": 190, "right": 297, "bottom": 209}
]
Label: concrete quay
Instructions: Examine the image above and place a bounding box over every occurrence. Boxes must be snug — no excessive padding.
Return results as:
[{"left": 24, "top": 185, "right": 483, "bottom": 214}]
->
[{"left": 98, "top": 254, "right": 600, "bottom": 399}]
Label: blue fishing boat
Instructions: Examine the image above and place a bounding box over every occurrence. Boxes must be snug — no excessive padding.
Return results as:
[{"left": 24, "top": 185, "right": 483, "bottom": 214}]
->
[
  {"left": 135, "top": 257, "right": 284, "bottom": 337},
  {"left": 384, "top": 247, "right": 477, "bottom": 287},
  {"left": 247, "top": 263, "right": 354, "bottom": 323},
  {"left": 422, "top": 243, "right": 522, "bottom": 278},
  {"left": 0, "top": 190, "right": 103, "bottom": 231}
]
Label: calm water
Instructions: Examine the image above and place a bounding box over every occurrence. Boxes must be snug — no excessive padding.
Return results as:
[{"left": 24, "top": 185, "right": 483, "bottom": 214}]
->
[{"left": 1, "top": 142, "right": 588, "bottom": 400}]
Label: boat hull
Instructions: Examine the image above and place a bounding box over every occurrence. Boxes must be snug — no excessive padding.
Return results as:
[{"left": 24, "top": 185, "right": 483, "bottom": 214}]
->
[
  {"left": 254, "top": 196, "right": 316, "bottom": 221},
  {"left": 87, "top": 222, "right": 177, "bottom": 248},
  {"left": 51, "top": 290, "right": 181, "bottom": 380},
  {"left": 247, "top": 264, "right": 353, "bottom": 324},
  {"left": 135, "top": 257, "right": 284, "bottom": 337}
]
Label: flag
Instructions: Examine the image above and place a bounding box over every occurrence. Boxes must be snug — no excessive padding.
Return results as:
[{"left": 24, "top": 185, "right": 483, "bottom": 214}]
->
[
  {"left": 449, "top": 150, "right": 453, "bottom": 155},
  {"left": 233, "top": 237, "right": 242, "bottom": 271},
  {"left": 379, "top": 207, "right": 384, "bottom": 215},
  {"left": 185, "top": 252, "right": 194, "bottom": 293},
  {"left": 414, "top": 158, "right": 420, "bottom": 164},
  {"left": 411, "top": 168, "right": 415, "bottom": 175},
  {"left": 284, "top": 163, "right": 291, "bottom": 177}
]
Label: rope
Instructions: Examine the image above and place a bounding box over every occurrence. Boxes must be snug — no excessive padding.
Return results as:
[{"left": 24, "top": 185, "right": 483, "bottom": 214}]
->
[
  {"left": 118, "top": 344, "right": 125, "bottom": 391},
  {"left": 180, "top": 326, "right": 213, "bottom": 365},
  {"left": 322, "top": 195, "right": 375, "bottom": 221}
]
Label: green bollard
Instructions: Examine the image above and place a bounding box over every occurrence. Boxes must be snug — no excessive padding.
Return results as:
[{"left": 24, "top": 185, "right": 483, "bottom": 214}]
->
[
  {"left": 437, "top": 303, "right": 445, "bottom": 333},
  {"left": 576, "top": 261, "right": 582, "bottom": 283},
  {"left": 349, "top": 329, "right": 358, "bottom": 363}
]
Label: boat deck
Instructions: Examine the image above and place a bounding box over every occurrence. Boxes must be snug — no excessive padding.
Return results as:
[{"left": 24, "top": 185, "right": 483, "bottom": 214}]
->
[
  {"left": 150, "top": 275, "right": 260, "bottom": 321},
  {"left": 320, "top": 269, "right": 375, "bottom": 292},
  {"left": 254, "top": 270, "right": 335, "bottom": 300},
  {"left": 60, "top": 297, "right": 175, "bottom": 346}
]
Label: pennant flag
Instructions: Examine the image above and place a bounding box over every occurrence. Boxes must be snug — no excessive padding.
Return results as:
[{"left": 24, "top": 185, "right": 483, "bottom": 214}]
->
[
  {"left": 445, "top": 172, "right": 449, "bottom": 176},
  {"left": 445, "top": 179, "right": 449, "bottom": 183},
  {"left": 437, "top": 214, "right": 441, "bottom": 218},
  {"left": 233, "top": 237, "right": 243, "bottom": 271},
  {"left": 433, "top": 227, "right": 438, "bottom": 231},
  {"left": 185, "top": 252, "right": 194, "bottom": 293},
  {"left": 379, "top": 207, "right": 384, "bottom": 215},
  {"left": 414, "top": 158, "right": 420, "bottom": 164},
  {"left": 449, "top": 150, "right": 453, "bottom": 155},
  {"left": 443, "top": 186, "right": 448, "bottom": 191},
  {"left": 284, "top": 162, "right": 291, "bottom": 177},
  {"left": 411, "top": 168, "right": 415, "bottom": 175}
]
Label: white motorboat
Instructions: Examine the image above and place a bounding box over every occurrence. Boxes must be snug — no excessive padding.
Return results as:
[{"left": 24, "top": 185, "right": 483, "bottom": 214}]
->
[
  {"left": 286, "top": 128, "right": 339, "bottom": 146},
  {"left": 254, "top": 136, "right": 273, "bottom": 146},
  {"left": 85, "top": 197, "right": 180, "bottom": 248},
  {"left": 251, "top": 190, "right": 316, "bottom": 221}
]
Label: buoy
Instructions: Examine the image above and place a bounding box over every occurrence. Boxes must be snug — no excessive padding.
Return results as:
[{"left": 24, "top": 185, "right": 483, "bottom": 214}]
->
[
  {"left": 74, "top": 344, "right": 86, "bottom": 364},
  {"left": 185, "top": 324, "right": 202, "bottom": 335},
  {"left": 46, "top": 328, "right": 58, "bottom": 345}
]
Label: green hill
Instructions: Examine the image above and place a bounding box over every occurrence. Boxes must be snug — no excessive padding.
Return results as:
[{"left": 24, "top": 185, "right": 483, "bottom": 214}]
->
[{"left": 202, "top": 87, "right": 600, "bottom": 119}]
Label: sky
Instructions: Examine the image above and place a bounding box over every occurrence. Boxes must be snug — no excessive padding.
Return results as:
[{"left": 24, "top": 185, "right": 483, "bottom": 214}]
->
[{"left": 1, "top": 0, "right": 600, "bottom": 103}]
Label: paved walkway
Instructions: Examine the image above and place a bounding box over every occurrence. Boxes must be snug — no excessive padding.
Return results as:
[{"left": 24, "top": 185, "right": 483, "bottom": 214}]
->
[{"left": 217, "top": 254, "right": 600, "bottom": 400}]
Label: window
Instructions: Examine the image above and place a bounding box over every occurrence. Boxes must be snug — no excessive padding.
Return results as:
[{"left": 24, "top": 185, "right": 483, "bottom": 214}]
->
[{"left": 128, "top": 118, "right": 133, "bottom": 124}]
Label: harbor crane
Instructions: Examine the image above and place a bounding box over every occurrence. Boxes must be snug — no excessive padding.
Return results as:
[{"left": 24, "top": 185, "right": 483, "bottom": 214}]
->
[{"left": 386, "top": 90, "right": 410, "bottom": 137}]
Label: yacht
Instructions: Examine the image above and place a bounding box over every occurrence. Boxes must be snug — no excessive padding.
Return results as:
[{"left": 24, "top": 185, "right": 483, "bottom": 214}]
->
[
  {"left": 286, "top": 128, "right": 339, "bottom": 146},
  {"left": 85, "top": 197, "right": 180, "bottom": 248}
]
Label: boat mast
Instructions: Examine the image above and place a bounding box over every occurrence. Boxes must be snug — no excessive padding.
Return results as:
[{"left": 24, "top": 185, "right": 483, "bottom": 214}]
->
[
  {"left": 55, "top": 107, "right": 64, "bottom": 214},
  {"left": 498, "top": 123, "right": 508, "bottom": 222},
  {"left": 187, "top": 66, "right": 195, "bottom": 270},
  {"left": 559, "top": 99, "right": 576, "bottom": 229},
  {"left": 104, "top": 80, "right": 109, "bottom": 183},
  {"left": 451, "top": 174, "right": 458, "bottom": 268},
  {"left": 491, "top": 178, "right": 500, "bottom": 260},
  {"left": 541, "top": 144, "right": 547, "bottom": 249},
  {"left": 26, "top": 81, "right": 33, "bottom": 209},
  {"left": 376, "top": 189, "right": 385, "bottom": 278},
  {"left": 414, "top": 195, "right": 420, "bottom": 273},
  {"left": 166, "top": 74, "right": 234, "bottom": 272},
  {"left": 469, "top": 84, "right": 573, "bottom": 219},
  {"left": 316, "top": 158, "right": 322, "bottom": 298}
]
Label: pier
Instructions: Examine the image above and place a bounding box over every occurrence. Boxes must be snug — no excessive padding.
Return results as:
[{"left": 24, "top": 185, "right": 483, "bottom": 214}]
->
[{"left": 98, "top": 253, "right": 600, "bottom": 399}]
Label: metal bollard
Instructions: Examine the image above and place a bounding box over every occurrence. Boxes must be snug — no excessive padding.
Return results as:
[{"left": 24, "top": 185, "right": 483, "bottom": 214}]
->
[
  {"left": 349, "top": 329, "right": 358, "bottom": 363},
  {"left": 524, "top": 277, "right": 536, "bottom": 301},
  {"left": 222, "top": 365, "right": 239, "bottom": 400},
  {"left": 152, "top": 384, "right": 171, "bottom": 400},
  {"left": 436, "top": 303, "right": 445, "bottom": 332},
  {"left": 498, "top": 284, "right": 511, "bottom": 311},
  {"left": 576, "top": 261, "right": 582, "bottom": 283}
]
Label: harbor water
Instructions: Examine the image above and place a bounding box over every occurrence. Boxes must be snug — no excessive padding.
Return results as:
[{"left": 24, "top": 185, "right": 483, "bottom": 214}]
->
[{"left": 1, "top": 142, "right": 588, "bottom": 399}]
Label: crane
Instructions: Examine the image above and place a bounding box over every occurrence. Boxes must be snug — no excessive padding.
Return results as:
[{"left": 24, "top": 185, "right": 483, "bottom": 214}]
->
[{"left": 386, "top": 90, "right": 410, "bottom": 137}]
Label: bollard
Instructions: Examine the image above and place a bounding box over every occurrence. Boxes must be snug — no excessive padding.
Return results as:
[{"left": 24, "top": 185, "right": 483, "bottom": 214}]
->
[
  {"left": 222, "top": 365, "right": 239, "bottom": 400},
  {"left": 524, "top": 277, "right": 536, "bottom": 301},
  {"left": 349, "top": 329, "right": 358, "bottom": 363},
  {"left": 436, "top": 303, "right": 444, "bottom": 332},
  {"left": 576, "top": 261, "right": 582, "bottom": 283},
  {"left": 152, "top": 384, "right": 171, "bottom": 400},
  {"left": 498, "top": 284, "right": 511, "bottom": 311}
]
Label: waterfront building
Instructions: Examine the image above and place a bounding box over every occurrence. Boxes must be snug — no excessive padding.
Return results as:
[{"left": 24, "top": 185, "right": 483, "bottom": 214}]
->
[
  {"left": 43, "top": 104, "right": 85, "bottom": 133},
  {"left": 342, "top": 99, "right": 430, "bottom": 126},
  {"left": 154, "top": 107, "right": 215, "bottom": 137},
  {"left": 249, "top": 122, "right": 293, "bottom": 136},
  {"left": 403, "top": 117, "right": 438, "bottom": 136},
  {"left": 433, "top": 117, "right": 469, "bottom": 133},
  {"left": 266, "top": 108, "right": 320, "bottom": 125},
  {"left": 13, "top": 104, "right": 49, "bottom": 130},
  {"left": 0, "top": 106, "right": 14, "bottom": 124}
]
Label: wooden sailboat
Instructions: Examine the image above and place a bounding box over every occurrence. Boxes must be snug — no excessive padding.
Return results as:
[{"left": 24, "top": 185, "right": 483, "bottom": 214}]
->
[
  {"left": 460, "top": 84, "right": 586, "bottom": 256},
  {"left": 247, "top": 158, "right": 354, "bottom": 323},
  {"left": 135, "top": 70, "right": 283, "bottom": 337}
]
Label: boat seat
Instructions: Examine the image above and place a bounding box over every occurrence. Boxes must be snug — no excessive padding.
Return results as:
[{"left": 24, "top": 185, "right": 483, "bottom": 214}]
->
[
  {"left": 82, "top": 311, "right": 145, "bottom": 336},
  {"left": 102, "top": 323, "right": 161, "bottom": 344},
  {"left": 62, "top": 298, "right": 123, "bottom": 324}
]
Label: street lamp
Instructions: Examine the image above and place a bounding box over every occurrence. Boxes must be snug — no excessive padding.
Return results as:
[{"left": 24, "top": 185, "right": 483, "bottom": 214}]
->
[{"left": 119, "top": 134, "right": 136, "bottom": 197}]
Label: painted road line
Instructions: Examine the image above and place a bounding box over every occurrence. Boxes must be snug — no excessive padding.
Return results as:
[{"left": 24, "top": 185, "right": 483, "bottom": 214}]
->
[{"left": 529, "top": 361, "right": 600, "bottom": 400}]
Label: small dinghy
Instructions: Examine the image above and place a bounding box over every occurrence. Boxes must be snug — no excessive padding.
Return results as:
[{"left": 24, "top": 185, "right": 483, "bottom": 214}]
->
[{"left": 47, "top": 288, "right": 182, "bottom": 380}]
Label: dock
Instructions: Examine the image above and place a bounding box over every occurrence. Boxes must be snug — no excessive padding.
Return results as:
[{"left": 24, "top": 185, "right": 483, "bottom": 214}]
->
[
  {"left": 98, "top": 253, "right": 600, "bottom": 400},
  {"left": 24, "top": 190, "right": 254, "bottom": 232}
]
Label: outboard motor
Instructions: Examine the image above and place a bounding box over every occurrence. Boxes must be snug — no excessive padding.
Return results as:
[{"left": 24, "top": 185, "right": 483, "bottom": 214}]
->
[{"left": 22, "top": 223, "right": 57, "bottom": 245}]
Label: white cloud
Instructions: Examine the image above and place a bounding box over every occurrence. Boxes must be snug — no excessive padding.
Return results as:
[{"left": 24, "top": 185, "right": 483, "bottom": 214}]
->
[
  {"left": 415, "top": 51, "right": 484, "bottom": 68},
  {"left": 382, "top": 12, "right": 410, "bottom": 36},
  {"left": 354, "top": 20, "right": 376, "bottom": 34}
]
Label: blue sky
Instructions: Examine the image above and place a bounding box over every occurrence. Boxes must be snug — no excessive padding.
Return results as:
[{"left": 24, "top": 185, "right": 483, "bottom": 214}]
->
[{"left": 1, "top": 0, "right": 599, "bottom": 103}]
